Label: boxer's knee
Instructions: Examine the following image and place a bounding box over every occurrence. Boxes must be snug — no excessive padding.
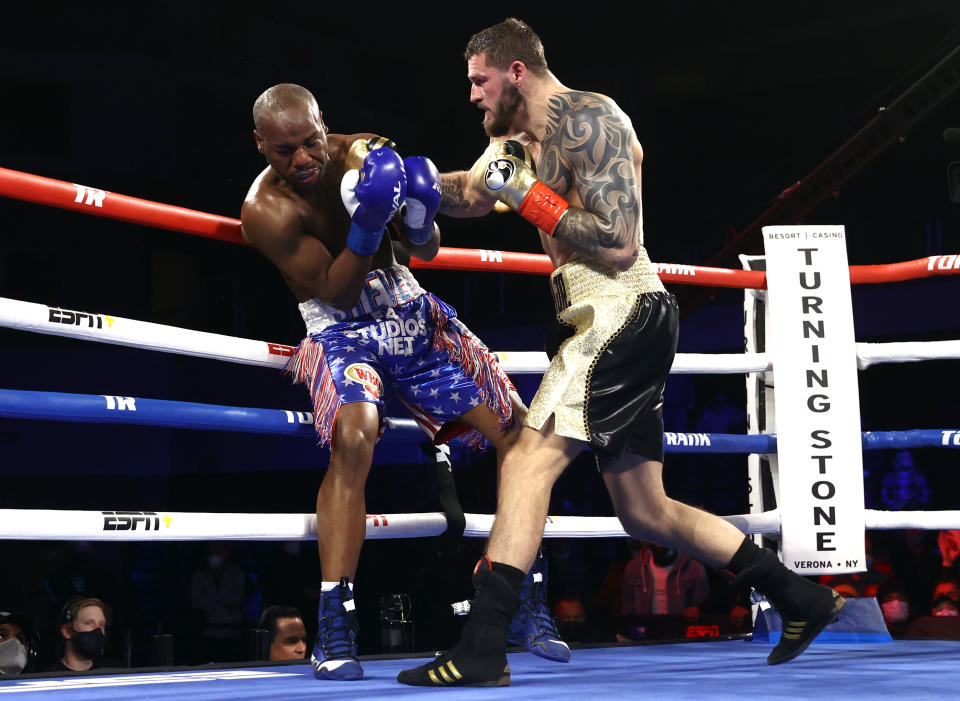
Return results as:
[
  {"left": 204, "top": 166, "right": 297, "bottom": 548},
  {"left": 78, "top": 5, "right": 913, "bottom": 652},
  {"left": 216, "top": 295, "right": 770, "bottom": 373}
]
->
[
  {"left": 614, "top": 493, "right": 677, "bottom": 542},
  {"left": 330, "top": 402, "right": 379, "bottom": 465}
]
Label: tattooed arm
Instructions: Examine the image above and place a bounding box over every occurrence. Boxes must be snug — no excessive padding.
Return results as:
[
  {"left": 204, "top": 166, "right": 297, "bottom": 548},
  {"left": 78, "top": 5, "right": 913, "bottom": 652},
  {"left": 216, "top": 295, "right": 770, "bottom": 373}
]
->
[
  {"left": 438, "top": 140, "right": 516, "bottom": 218},
  {"left": 438, "top": 171, "right": 488, "bottom": 218},
  {"left": 540, "top": 92, "right": 641, "bottom": 271}
]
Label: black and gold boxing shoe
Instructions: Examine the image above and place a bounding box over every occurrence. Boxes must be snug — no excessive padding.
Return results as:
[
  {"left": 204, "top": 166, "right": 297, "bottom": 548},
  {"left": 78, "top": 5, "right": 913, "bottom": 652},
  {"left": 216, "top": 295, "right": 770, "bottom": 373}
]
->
[
  {"left": 767, "top": 588, "right": 846, "bottom": 665},
  {"left": 397, "top": 648, "right": 510, "bottom": 687},
  {"left": 726, "top": 539, "right": 847, "bottom": 665},
  {"left": 398, "top": 558, "right": 521, "bottom": 687}
]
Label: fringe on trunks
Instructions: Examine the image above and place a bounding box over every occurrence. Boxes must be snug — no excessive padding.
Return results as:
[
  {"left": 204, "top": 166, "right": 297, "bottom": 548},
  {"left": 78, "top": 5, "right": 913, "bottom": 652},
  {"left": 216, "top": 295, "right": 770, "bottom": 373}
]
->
[{"left": 284, "top": 294, "right": 516, "bottom": 451}]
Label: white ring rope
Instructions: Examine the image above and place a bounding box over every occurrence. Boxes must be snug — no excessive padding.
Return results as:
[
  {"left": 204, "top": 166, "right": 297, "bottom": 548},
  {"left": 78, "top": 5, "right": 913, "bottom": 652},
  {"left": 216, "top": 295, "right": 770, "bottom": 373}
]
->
[
  {"left": 856, "top": 340, "right": 960, "bottom": 369},
  {"left": 2, "top": 507, "right": 956, "bottom": 542},
  {"left": 2, "top": 296, "right": 959, "bottom": 375}
]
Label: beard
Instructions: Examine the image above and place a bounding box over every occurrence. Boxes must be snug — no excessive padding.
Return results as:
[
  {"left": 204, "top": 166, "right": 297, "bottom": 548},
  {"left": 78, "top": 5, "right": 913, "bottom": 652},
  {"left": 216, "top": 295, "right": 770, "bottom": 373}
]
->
[{"left": 484, "top": 82, "right": 524, "bottom": 137}]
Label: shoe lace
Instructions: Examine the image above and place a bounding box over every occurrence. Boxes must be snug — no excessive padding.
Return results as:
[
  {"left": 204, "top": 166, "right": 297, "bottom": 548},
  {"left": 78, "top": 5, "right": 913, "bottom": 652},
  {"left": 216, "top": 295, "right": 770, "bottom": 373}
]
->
[
  {"left": 317, "top": 602, "right": 356, "bottom": 658},
  {"left": 522, "top": 582, "right": 560, "bottom": 638}
]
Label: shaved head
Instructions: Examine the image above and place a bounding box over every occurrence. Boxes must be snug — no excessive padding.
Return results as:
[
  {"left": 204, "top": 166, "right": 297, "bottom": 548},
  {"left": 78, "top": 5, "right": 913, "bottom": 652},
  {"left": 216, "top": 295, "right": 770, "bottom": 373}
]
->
[{"left": 253, "top": 83, "right": 319, "bottom": 131}]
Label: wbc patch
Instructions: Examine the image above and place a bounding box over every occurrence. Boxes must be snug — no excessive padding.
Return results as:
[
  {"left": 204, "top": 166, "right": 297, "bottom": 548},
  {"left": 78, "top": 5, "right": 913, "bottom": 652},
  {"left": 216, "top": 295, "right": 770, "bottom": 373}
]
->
[{"left": 345, "top": 363, "right": 383, "bottom": 399}]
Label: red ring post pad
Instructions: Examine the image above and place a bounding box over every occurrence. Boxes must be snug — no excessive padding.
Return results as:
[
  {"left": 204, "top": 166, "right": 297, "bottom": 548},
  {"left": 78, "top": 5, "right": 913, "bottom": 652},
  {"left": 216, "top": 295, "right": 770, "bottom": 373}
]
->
[{"left": 1, "top": 167, "right": 958, "bottom": 285}]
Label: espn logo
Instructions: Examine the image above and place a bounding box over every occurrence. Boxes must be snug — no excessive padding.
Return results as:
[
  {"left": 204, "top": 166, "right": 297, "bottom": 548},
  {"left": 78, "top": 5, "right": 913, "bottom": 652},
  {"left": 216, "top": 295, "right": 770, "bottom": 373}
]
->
[
  {"left": 48, "top": 308, "right": 114, "bottom": 329},
  {"left": 102, "top": 511, "right": 160, "bottom": 531}
]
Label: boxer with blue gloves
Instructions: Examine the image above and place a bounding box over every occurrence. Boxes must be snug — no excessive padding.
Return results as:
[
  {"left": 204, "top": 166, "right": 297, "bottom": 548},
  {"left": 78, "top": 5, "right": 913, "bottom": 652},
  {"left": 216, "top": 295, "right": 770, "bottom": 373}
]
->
[{"left": 241, "top": 84, "right": 525, "bottom": 682}]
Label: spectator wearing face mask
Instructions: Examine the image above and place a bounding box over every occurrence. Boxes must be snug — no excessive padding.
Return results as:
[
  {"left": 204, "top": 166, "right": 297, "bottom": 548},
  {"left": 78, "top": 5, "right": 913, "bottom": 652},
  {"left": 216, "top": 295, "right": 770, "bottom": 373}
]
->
[
  {"left": 877, "top": 580, "right": 912, "bottom": 637},
  {"left": 903, "top": 591, "right": 960, "bottom": 639},
  {"left": 42, "top": 597, "right": 112, "bottom": 672},
  {"left": 0, "top": 611, "right": 39, "bottom": 676},
  {"left": 188, "top": 543, "right": 248, "bottom": 662},
  {"left": 553, "top": 597, "right": 588, "bottom": 643},
  {"left": 930, "top": 577, "right": 960, "bottom": 608}
]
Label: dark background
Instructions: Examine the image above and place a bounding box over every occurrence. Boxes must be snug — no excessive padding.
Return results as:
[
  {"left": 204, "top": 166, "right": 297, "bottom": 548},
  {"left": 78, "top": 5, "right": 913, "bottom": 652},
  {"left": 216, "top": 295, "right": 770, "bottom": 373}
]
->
[{"left": 1, "top": 1, "right": 960, "bottom": 666}]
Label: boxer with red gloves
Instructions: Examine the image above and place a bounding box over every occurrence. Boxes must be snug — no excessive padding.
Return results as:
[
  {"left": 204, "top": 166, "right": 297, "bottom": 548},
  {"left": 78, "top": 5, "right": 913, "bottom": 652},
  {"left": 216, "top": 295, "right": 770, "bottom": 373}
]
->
[{"left": 400, "top": 19, "right": 844, "bottom": 688}]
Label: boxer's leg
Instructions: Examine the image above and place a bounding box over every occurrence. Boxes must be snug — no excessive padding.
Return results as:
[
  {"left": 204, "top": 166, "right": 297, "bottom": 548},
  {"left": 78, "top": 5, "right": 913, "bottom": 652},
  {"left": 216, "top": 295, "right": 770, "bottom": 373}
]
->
[
  {"left": 603, "top": 451, "right": 846, "bottom": 665},
  {"left": 318, "top": 401, "right": 380, "bottom": 581},
  {"left": 398, "top": 419, "right": 581, "bottom": 686}
]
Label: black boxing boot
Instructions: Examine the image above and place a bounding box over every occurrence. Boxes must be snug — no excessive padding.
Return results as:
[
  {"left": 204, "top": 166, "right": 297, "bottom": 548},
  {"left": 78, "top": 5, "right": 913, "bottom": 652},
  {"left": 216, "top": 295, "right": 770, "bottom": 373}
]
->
[
  {"left": 397, "top": 557, "right": 522, "bottom": 687},
  {"left": 725, "top": 537, "right": 846, "bottom": 665}
]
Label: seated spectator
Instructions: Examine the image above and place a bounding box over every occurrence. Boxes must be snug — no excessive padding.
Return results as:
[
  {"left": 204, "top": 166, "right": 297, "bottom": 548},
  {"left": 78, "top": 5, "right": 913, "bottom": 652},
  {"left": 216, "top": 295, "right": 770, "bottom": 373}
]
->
[
  {"left": 931, "top": 576, "right": 960, "bottom": 606},
  {"left": 902, "top": 594, "right": 960, "bottom": 640},
  {"left": 0, "top": 611, "right": 39, "bottom": 676},
  {"left": 189, "top": 542, "right": 248, "bottom": 662},
  {"left": 881, "top": 451, "right": 929, "bottom": 511},
  {"left": 932, "top": 595, "right": 960, "bottom": 617},
  {"left": 42, "top": 597, "right": 111, "bottom": 672},
  {"left": 889, "top": 529, "right": 943, "bottom": 610},
  {"left": 256, "top": 605, "right": 307, "bottom": 661},
  {"left": 553, "top": 597, "right": 587, "bottom": 643},
  {"left": 877, "top": 580, "right": 912, "bottom": 638},
  {"left": 621, "top": 542, "right": 709, "bottom": 621}
]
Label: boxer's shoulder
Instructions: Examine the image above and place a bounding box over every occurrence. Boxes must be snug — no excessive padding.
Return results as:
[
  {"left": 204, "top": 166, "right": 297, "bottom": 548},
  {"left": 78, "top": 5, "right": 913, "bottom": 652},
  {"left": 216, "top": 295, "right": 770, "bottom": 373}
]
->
[
  {"left": 241, "top": 170, "right": 305, "bottom": 245},
  {"left": 548, "top": 89, "right": 616, "bottom": 113},
  {"left": 544, "top": 90, "right": 636, "bottom": 158}
]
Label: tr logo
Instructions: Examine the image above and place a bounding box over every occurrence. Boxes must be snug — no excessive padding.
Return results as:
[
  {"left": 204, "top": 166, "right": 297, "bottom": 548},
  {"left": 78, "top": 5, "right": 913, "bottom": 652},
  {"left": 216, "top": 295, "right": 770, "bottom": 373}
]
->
[
  {"left": 284, "top": 411, "right": 314, "bottom": 425},
  {"left": 103, "top": 396, "right": 136, "bottom": 411},
  {"left": 73, "top": 184, "right": 106, "bottom": 208}
]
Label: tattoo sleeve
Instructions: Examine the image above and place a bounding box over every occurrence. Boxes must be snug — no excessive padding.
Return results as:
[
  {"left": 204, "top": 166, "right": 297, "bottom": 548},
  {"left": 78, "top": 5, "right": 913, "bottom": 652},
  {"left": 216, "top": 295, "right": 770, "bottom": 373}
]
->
[
  {"left": 540, "top": 92, "right": 640, "bottom": 268},
  {"left": 439, "top": 174, "right": 471, "bottom": 212}
]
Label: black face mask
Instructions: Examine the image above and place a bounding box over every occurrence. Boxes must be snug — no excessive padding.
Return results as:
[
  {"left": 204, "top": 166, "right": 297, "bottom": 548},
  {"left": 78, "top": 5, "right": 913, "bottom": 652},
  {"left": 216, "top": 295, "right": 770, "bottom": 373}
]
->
[
  {"left": 558, "top": 621, "right": 587, "bottom": 643},
  {"left": 71, "top": 629, "right": 106, "bottom": 659}
]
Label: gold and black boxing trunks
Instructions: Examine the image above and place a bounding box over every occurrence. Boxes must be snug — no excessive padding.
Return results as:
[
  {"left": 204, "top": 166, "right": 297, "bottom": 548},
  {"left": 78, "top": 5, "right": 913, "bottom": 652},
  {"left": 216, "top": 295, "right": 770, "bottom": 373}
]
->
[{"left": 523, "top": 249, "right": 678, "bottom": 468}]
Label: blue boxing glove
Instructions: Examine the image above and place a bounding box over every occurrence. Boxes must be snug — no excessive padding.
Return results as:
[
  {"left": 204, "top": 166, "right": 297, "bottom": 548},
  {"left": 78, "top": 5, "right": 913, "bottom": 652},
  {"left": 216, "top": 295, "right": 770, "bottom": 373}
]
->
[
  {"left": 341, "top": 146, "right": 407, "bottom": 256},
  {"left": 401, "top": 156, "right": 442, "bottom": 245}
]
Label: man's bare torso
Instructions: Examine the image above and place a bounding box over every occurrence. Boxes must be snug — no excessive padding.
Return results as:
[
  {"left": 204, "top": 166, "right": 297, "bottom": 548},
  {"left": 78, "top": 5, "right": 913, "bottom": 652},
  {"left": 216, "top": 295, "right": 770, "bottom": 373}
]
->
[{"left": 243, "top": 133, "right": 397, "bottom": 301}]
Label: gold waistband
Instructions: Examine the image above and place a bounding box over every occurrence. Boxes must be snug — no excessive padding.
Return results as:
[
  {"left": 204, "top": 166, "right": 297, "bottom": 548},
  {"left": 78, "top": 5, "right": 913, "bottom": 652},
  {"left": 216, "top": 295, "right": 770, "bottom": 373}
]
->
[{"left": 550, "top": 248, "right": 665, "bottom": 313}]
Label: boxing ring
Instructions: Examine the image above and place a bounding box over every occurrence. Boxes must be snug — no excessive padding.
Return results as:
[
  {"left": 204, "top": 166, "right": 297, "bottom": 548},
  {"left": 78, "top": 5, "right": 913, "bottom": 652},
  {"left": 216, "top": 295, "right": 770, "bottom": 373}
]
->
[{"left": 1, "top": 166, "right": 960, "bottom": 698}]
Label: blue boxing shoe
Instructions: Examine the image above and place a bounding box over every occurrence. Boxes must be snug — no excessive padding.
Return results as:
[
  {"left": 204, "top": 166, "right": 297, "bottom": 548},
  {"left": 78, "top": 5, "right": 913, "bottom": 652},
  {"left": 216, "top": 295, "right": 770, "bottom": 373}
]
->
[
  {"left": 311, "top": 578, "right": 363, "bottom": 681},
  {"left": 507, "top": 552, "right": 571, "bottom": 663}
]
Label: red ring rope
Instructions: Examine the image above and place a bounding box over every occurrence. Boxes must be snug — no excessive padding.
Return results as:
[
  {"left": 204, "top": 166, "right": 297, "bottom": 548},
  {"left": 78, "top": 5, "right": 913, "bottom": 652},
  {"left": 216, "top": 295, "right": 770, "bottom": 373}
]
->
[{"left": 2, "top": 166, "right": 958, "bottom": 289}]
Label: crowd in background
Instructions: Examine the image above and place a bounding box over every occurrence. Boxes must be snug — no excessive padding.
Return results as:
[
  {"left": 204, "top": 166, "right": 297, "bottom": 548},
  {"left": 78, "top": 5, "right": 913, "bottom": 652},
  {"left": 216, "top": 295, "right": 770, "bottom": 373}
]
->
[{"left": 3, "top": 378, "right": 959, "bottom": 676}]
